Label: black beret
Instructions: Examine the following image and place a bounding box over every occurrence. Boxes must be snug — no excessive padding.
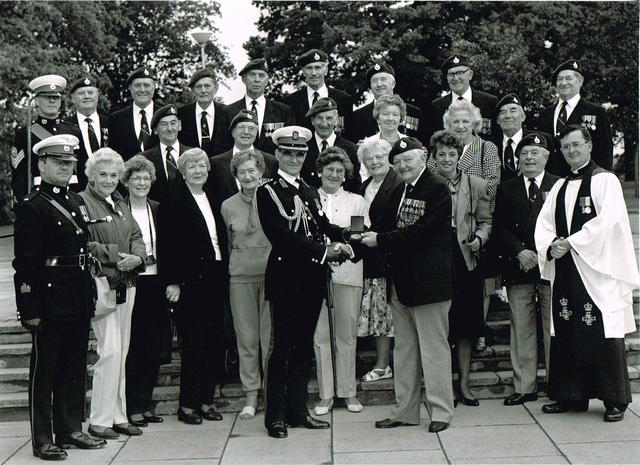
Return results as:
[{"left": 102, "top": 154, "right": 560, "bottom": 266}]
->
[
  {"left": 515, "top": 132, "right": 548, "bottom": 159},
  {"left": 441, "top": 54, "right": 471, "bottom": 74},
  {"left": 239, "top": 58, "right": 268, "bottom": 76},
  {"left": 70, "top": 76, "right": 98, "bottom": 93},
  {"left": 495, "top": 93, "right": 523, "bottom": 113},
  {"left": 388, "top": 137, "right": 424, "bottom": 163},
  {"left": 366, "top": 62, "right": 395, "bottom": 83},
  {"left": 229, "top": 109, "right": 258, "bottom": 132},
  {"left": 296, "top": 49, "right": 328, "bottom": 68},
  {"left": 305, "top": 97, "right": 338, "bottom": 118},
  {"left": 126, "top": 67, "right": 155, "bottom": 86},
  {"left": 188, "top": 68, "right": 216, "bottom": 88},
  {"left": 551, "top": 58, "right": 583, "bottom": 83},
  {"left": 150, "top": 104, "right": 178, "bottom": 130}
]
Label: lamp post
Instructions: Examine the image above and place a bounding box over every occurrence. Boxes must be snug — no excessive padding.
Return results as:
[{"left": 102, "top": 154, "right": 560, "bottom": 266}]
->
[{"left": 189, "top": 28, "right": 213, "bottom": 68}]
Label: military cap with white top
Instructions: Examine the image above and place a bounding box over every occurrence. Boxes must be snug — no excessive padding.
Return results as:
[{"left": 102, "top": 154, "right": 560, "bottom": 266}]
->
[
  {"left": 29, "top": 75, "right": 66, "bottom": 96},
  {"left": 33, "top": 134, "right": 80, "bottom": 161},
  {"left": 271, "top": 126, "right": 312, "bottom": 152}
]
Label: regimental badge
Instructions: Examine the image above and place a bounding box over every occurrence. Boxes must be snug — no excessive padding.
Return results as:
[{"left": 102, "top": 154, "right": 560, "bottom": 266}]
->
[
  {"left": 559, "top": 297, "right": 572, "bottom": 320},
  {"left": 513, "top": 97, "right": 518, "bottom": 104},
  {"left": 144, "top": 69, "right": 150, "bottom": 76},
  {"left": 10, "top": 147, "right": 24, "bottom": 169},
  {"left": 579, "top": 196, "right": 592, "bottom": 214},
  {"left": 292, "top": 131, "right": 299, "bottom": 140},
  {"left": 64, "top": 145, "right": 70, "bottom": 152},
  {"left": 582, "top": 302, "right": 596, "bottom": 326},
  {"left": 20, "top": 283, "right": 31, "bottom": 294},
  {"left": 49, "top": 83, "right": 56, "bottom": 90},
  {"left": 453, "top": 56, "right": 460, "bottom": 64},
  {"left": 327, "top": 100, "right": 333, "bottom": 108},
  {"left": 581, "top": 114, "right": 597, "bottom": 131},
  {"left": 534, "top": 136, "right": 541, "bottom": 144},
  {"left": 399, "top": 140, "right": 407, "bottom": 149},
  {"left": 84, "top": 78, "right": 91, "bottom": 85},
  {"left": 170, "top": 107, "right": 176, "bottom": 114},
  {"left": 247, "top": 113, "right": 253, "bottom": 119},
  {"left": 374, "top": 63, "right": 380, "bottom": 71},
  {"left": 573, "top": 61, "right": 578, "bottom": 69},
  {"left": 314, "top": 53, "right": 320, "bottom": 61}
]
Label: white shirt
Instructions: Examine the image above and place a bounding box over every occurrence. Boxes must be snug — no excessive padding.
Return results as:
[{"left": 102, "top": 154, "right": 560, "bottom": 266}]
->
[
  {"left": 306, "top": 84, "right": 328, "bottom": 108},
  {"left": 130, "top": 204, "right": 157, "bottom": 275},
  {"left": 553, "top": 93, "right": 581, "bottom": 135},
  {"left": 502, "top": 128, "right": 523, "bottom": 167},
  {"left": 314, "top": 131, "right": 336, "bottom": 152},
  {"left": 195, "top": 102, "right": 215, "bottom": 148},
  {"left": 132, "top": 102, "right": 154, "bottom": 141},
  {"left": 522, "top": 170, "right": 545, "bottom": 200},
  {"left": 160, "top": 141, "right": 180, "bottom": 178},
  {"left": 75, "top": 111, "right": 101, "bottom": 157},
  {"left": 244, "top": 95, "right": 266, "bottom": 132},
  {"left": 191, "top": 191, "right": 222, "bottom": 260},
  {"left": 452, "top": 87, "right": 473, "bottom": 102}
]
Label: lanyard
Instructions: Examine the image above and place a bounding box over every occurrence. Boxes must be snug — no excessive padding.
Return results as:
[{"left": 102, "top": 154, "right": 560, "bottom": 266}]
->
[{"left": 129, "top": 200, "right": 155, "bottom": 256}]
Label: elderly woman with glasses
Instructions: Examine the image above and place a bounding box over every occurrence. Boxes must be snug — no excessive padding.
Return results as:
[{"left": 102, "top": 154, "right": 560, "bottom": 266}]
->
[
  {"left": 80, "top": 148, "right": 146, "bottom": 439},
  {"left": 158, "top": 148, "right": 228, "bottom": 425}
]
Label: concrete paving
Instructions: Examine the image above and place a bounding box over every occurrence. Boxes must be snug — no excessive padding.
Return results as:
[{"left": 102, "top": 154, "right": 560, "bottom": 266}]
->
[{"left": 0, "top": 399, "right": 639, "bottom": 464}]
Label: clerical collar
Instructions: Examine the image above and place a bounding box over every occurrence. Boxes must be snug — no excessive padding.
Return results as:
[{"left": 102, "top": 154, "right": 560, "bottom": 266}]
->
[
  {"left": 277, "top": 169, "right": 299, "bottom": 187},
  {"left": 40, "top": 181, "right": 68, "bottom": 196},
  {"left": 568, "top": 160, "right": 594, "bottom": 179}
]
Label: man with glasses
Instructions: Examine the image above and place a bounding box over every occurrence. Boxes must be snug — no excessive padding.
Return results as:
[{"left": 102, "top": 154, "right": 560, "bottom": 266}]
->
[
  {"left": 535, "top": 124, "right": 638, "bottom": 423},
  {"left": 535, "top": 59, "right": 612, "bottom": 176}
]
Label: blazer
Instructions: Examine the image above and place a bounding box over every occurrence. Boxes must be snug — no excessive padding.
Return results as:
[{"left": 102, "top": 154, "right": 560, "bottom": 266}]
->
[
  {"left": 301, "top": 133, "right": 361, "bottom": 193},
  {"left": 108, "top": 102, "right": 162, "bottom": 161},
  {"left": 348, "top": 100, "right": 424, "bottom": 144},
  {"left": 60, "top": 113, "right": 109, "bottom": 190},
  {"left": 493, "top": 171, "right": 559, "bottom": 284},
  {"left": 535, "top": 96, "right": 612, "bottom": 176},
  {"left": 358, "top": 168, "right": 403, "bottom": 278},
  {"left": 206, "top": 148, "right": 279, "bottom": 202},
  {"left": 452, "top": 172, "right": 492, "bottom": 271},
  {"left": 284, "top": 86, "right": 354, "bottom": 135},
  {"left": 222, "top": 97, "right": 295, "bottom": 155},
  {"left": 491, "top": 128, "right": 553, "bottom": 183},
  {"left": 377, "top": 168, "right": 453, "bottom": 306},
  {"left": 177, "top": 101, "right": 228, "bottom": 157},
  {"left": 140, "top": 143, "right": 193, "bottom": 203}
]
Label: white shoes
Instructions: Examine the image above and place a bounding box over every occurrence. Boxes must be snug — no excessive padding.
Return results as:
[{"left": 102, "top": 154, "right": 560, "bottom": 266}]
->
[
  {"left": 239, "top": 405, "right": 256, "bottom": 419},
  {"left": 314, "top": 399, "right": 334, "bottom": 416},
  {"left": 314, "top": 398, "right": 363, "bottom": 414},
  {"left": 346, "top": 398, "right": 363, "bottom": 413},
  {"left": 361, "top": 366, "right": 393, "bottom": 382}
]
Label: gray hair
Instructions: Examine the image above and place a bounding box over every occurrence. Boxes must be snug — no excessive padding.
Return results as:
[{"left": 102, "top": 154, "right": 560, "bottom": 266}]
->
[
  {"left": 443, "top": 99, "right": 483, "bottom": 133},
  {"left": 85, "top": 147, "right": 125, "bottom": 180},
  {"left": 357, "top": 139, "right": 392, "bottom": 163},
  {"left": 177, "top": 148, "right": 210, "bottom": 175},
  {"left": 121, "top": 154, "right": 156, "bottom": 184},
  {"left": 372, "top": 94, "right": 407, "bottom": 122},
  {"left": 230, "top": 149, "right": 265, "bottom": 178}
]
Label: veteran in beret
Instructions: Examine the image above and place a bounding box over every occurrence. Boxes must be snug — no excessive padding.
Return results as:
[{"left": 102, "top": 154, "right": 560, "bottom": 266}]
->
[
  {"left": 222, "top": 58, "right": 295, "bottom": 155},
  {"left": 108, "top": 67, "right": 161, "bottom": 160},
  {"left": 13, "top": 134, "right": 107, "bottom": 460},
  {"left": 284, "top": 49, "right": 354, "bottom": 136},
  {"left": 178, "top": 68, "right": 228, "bottom": 157},
  {"left": 255, "top": 125, "right": 355, "bottom": 438},
  {"left": 535, "top": 59, "right": 613, "bottom": 175}
]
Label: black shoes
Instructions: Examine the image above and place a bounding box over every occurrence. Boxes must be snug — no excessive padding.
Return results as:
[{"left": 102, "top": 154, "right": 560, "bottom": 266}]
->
[
  {"left": 374, "top": 418, "right": 412, "bottom": 429},
  {"left": 428, "top": 421, "right": 449, "bottom": 433},
  {"left": 460, "top": 396, "right": 480, "bottom": 407},
  {"left": 604, "top": 406, "right": 625, "bottom": 422},
  {"left": 128, "top": 416, "right": 148, "bottom": 428},
  {"left": 142, "top": 413, "right": 164, "bottom": 423},
  {"left": 198, "top": 407, "right": 223, "bottom": 421},
  {"left": 87, "top": 425, "right": 119, "bottom": 440},
  {"left": 504, "top": 392, "right": 538, "bottom": 406},
  {"left": 113, "top": 423, "right": 143, "bottom": 436},
  {"left": 55, "top": 432, "right": 106, "bottom": 450},
  {"left": 287, "top": 415, "right": 330, "bottom": 429},
  {"left": 542, "top": 400, "right": 589, "bottom": 414},
  {"left": 33, "top": 443, "right": 68, "bottom": 461},
  {"left": 178, "top": 408, "right": 203, "bottom": 425},
  {"left": 268, "top": 419, "right": 288, "bottom": 439}
]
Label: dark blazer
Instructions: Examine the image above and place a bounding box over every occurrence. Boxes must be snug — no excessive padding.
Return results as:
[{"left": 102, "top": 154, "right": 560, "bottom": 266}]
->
[
  {"left": 358, "top": 168, "right": 403, "bottom": 278},
  {"left": 535, "top": 97, "right": 612, "bottom": 176},
  {"left": 140, "top": 143, "right": 193, "bottom": 203},
  {"left": 177, "top": 101, "right": 228, "bottom": 157},
  {"left": 284, "top": 86, "right": 354, "bottom": 135},
  {"left": 222, "top": 98, "right": 295, "bottom": 155},
  {"left": 108, "top": 102, "right": 161, "bottom": 161},
  {"left": 493, "top": 171, "right": 559, "bottom": 284},
  {"left": 491, "top": 128, "right": 553, "bottom": 183},
  {"left": 349, "top": 101, "right": 424, "bottom": 144},
  {"left": 377, "top": 169, "right": 453, "bottom": 306},
  {"left": 206, "top": 148, "right": 279, "bottom": 202},
  {"left": 301, "top": 133, "right": 361, "bottom": 193},
  {"left": 429, "top": 88, "right": 498, "bottom": 142},
  {"left": 60, "top": 114, "right": 109, "bottom": 190}
]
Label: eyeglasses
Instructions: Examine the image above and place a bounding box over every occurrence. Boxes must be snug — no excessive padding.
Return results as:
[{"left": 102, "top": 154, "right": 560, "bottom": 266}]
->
[
  {"left": 130, "top": 175, "right": 152, "bottom": 183},
  {"left": 363, "top": 154, "right": 387, "bottom": 163},
  {"left": 447, "top": 69, "right": 469, "bottom": 79},
  {"left": 560, "top": 141, "right": 588, "bottom": 152}
]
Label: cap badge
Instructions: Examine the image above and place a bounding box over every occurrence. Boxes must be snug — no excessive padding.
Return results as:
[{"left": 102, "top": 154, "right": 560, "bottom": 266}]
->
[
  {"left": 170, "top": 107, "right": 176, "bottom": 114},
  {"left": 247, "top": 113, "right": 253, "bottom": 119},
  {"left": 573, "top": 61, "right": 578, "bottom": 69},
  {"left": 534, "top": 136, "right": 541, "bottom": 144},
  {"left": 399, "top": 140, "right": 407, "bottom": 149},
  {"left": 327, "top": 101, "right": 333, "bottom": 108},
  {"left": 513, "top": 97, "right": 518, "bottom": 103},
  {"left": 49, "top": 83, "right": 56, "bottom": 89},
  {"left": 374, "top": 63, "right": 380, "bottom": 70},
  {"left": 64, "top": 145, "right": 70, "bottom": 152},
  {"left": 292, "top": 131, "right": 299, "bottom": 140},
  {"left": 84, "top": 78, "right": 91, "bottom": 85},
  {"left": 453, "top": 56, "right": 460, "bottom": 64},
  {"left": 144, "top": 69, "right": 150, "bottom": 76},
  {"left": 314, "top": 53, "right": 320, "bottom": 60}
]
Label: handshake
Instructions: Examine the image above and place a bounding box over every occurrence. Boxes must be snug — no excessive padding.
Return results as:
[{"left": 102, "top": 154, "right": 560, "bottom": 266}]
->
[{"left": 325, "top": 243, "right": 354, "bottom": 265}]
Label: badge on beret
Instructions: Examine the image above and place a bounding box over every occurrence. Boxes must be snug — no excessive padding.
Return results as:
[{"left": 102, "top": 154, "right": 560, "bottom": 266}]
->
[
  {"left": 247, "top": 113, "right": 253, "bottom": 119},
  {"left": 170, "top": 107, "right": 176, "bottom": 114},
  {"left": 292, "top": 131, "right": 299, "bottom": 140},
  {"left": 453, "top": 56, "right": 460, "bottom": 64},
  {"left": 513, "top": 97, "right": 518, "bottom": 103},
  {"left": 314, "top": 53, "right": 320, "bottom": 60},
  {"left": 573, "top": 61, "right": 578, "bottom": 69},
  {"left": 84, "top": 78, "right": 91, "bottom": 85},
  {"left": 534, "top": 136, "right": 540, "bottom": 144},
  {"left": 374, "top": 63, "right": 380, "bottom": 71},
  {"left": 64, "top": 145, "right": 70, "bottom": 152},
  {"left": 399, "top": 140, "right": 407, "bottom": 148},
  {"left": 20, "top": 283, "right": 31, "bottom": 294},
  {"left": 144, "top": 69, "right": 150, "bottom": 76},
  {"left": 327, "top": 100, "right": 333, "bottom": 108}
]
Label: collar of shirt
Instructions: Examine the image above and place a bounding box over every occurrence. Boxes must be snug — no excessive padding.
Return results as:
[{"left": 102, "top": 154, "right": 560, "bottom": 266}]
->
[
  {"left": 277, "top": 169, "right": 299, "bottom": 188},
  {"left": 76, "top": 111, "right": 100, "bottom": 154},
  {"left": 133, "top": 102, "right": 154, "bottom": 137},
  {"left": 571, "top": 160, "right": 591, "bottom": 175},
  {"left": 556, "top": 93, "right": 581, "bottom": 112},
  {"left": 233, "top": 145, "right": 255, "bottom": 155},
  {"left": 453, "top": 87, "right": 473, "bottom": 102},
  {"left": 161, "top": 141, "right": 180, "bottom": 173},
  {"left": 306, "top": 84, "right": 328, "bottom": 106},
  {"left": 409, "top": 166, "right": 426, "bottom": 188},
  {"left": 196, "top": 101, "right": 215, "bottom": 143},
  {"left": 315, "top": 131, "right": 336, "bottom": 150},
  {"left": 523, "top": 170, "right": 545, "bottom": 195},
  {"left": 503, "top": 128, "right": 523, "bottom": 148},
  {"left": 245, "top": 95, "right": 266, "bottom": 109}
]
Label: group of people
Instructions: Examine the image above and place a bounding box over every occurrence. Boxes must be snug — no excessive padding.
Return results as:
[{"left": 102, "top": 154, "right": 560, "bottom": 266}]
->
[{"left": 11, "top": 47, "right": 639, "bottom": 460}]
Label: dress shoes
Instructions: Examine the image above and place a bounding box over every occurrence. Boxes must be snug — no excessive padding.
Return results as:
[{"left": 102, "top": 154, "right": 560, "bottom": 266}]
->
[
  {"left": 267, "top": 420, "right": 288, "bottom": 439},
  {"left": 314, "top": 399, "right": 334, "bottom": 416},
  {"left": 56, "top": 432, "right": 106, "bottom": 449},
  {"left": 542, "top": 400, "right": 588, "bottom": 414},
  {"left": 504, "top": 392, "right": 538, "bottom": 406},
  {"left": 287, "top": 415, "right": 330, "bottom": 429},
  {"left": 33, "top": 443, "right": 68, "bottom": 461},
  {"left": 178, "top": 408, "right": 203, "bottom": 425},
  {"left": 128, "top": 416, "right": 148, "bottom": 428},
  {"left": 604, "top": 406, "right": 625, "bottom": 422},
  {"left": 428, "top": 421, "right": 449, "bottom": 433},
  {"left": 142, "top": 413, "right": 164, "bottom": 423},
  {"left": 375, "top": 418, "right": 412, "bottom": 429},
  {"left": 460, "top": 396, "right": 480, "bottom": 407},
  {"left": 88, "top": 425, "right": 119, "bottom": 440},
  {"left": 198, "top": 407, "right": 223, "bottom": 421},
  {"left": 113, "top": 423, "right": 143, "bottom": 436}
]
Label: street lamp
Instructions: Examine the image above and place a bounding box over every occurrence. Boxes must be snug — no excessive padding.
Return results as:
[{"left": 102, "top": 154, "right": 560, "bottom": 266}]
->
[{"left": 189, "top": 28, "right": 213, "bottom": 68}]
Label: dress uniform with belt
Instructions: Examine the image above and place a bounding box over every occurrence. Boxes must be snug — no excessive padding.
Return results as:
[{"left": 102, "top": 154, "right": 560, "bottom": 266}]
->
[{"left": 12, "top": 134, "right": 106, "bottom": 460}]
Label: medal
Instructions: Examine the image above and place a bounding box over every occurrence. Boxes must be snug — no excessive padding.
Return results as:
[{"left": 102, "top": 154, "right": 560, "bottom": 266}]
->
[{"left": 579, "top": 196, "right": 592, "bottom": 214}]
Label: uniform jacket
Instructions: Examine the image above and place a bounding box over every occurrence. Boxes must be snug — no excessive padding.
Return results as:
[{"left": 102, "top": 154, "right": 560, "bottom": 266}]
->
[
  {"left": 429, "top": 88, "right": 498, "bottom": 141},
  {"left": 12, "top": 182, "right": 95, "bottom": 322},
  {"left": 61, "top": 113, "right": 109, "bottom": 190},
  {"left": 535, "top": 97, "right": 612, "bottom": 176},
  {"left": 177, "top": 101, "right": 228, "bottom": 157},
  {"left": 490, "top": 128, "right": 553, "bottom": 183},
  {"left": 301, "top": 133, "right": 361, "bottom": 193},
  {"left": 140, "top": 142, "right": 193, "bottom": 203},
  {"left": 108, "top": 101, "right": 162, "bottom": 161},
  {"left": 284, "top": 86, "right": 354, "bottom": 135},
  {"left": 348, "top": 100, "right": 424, "bottom": 144},
  {"left": 377, "top": 169, "right": 453, "bottom": 306},
  {"left": 222, "top": 98, "right": 295, "bottom": 155},
  {"left": 493, "top": 171, "right": 559, "bottom": 284},
  {"left": 206, "top": 148, "right": 278, "bottom": 202}
]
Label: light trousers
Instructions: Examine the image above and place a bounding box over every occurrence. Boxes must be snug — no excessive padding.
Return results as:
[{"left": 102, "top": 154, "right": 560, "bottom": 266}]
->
[
  {"left": 507, "top": 283, "right": 551, "bottom": 393},
  {"left": 313, "top": 282, "right": 362, "bottom": 399},
  {"left": 388, "top": 285, "right": 454, "bottom": 424},
  {"left": 90, "top": 287, "right": 136, "bottom": 427},
  {"left": 229, "top": 281, "right": 271, "bottom": 395}
]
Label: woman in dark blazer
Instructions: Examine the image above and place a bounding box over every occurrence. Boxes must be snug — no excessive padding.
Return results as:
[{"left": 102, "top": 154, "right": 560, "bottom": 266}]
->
[
  {"left": 356, "top": 139, "right": 403, "bottom": 382},
  {"left": 158, "top": 148, "right": 228, "bottom": 425}
]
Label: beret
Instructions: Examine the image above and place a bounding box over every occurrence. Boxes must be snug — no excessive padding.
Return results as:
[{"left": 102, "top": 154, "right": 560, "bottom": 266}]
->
[
  {"left": 126, "top": 67, "right": 155, "bottom": 86},
  {"left": 441, "top": 54, "right": 471, "bottom": 74},
  {"left": 551, "top": 58, "right": 582, "bottom": 83},
  {"left": 69, "top": 76, "right": 98, "bottom": 94},
  {"left": 150, "top": 104, "right": 178, "bottom": 130},
  {"left": 366, "top": 62, "right": 395, "bottom": 83},
  {"left": 296, "top": 49, "right": 328, "bottom": 68},
  {"left": 239, "top": 58, "right": 268, "bottom": 76},
  {"left": 29, "top": 74, "right": 66, "bottom": 96},
  {"left": 229, "top": 109, "right": 258, "bottom": 132},
  {"left": 305, "top": 97, "right": 338, "bottom": 118},
  {"left": 388, "top": 136, "right": 423, "bottom": 163},
  {"left": 495, "top": 93, "right": 523, "bottom": 112},
  {"left": 271, "top": 125, "right": 312, "bottom": 151},
  {"left": 188, "top": 68, "right": 216, "bottom": 88},
  {"left": 515, "top": 132, "right": 548, "bottom": 159},
  {"left": 33, "top": 134, "right": 79, "bottom": 161}
]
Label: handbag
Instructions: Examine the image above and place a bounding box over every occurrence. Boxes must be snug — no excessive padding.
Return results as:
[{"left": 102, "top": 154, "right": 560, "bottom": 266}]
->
[{"left": 92, "top": 275, "right": 117, "bottom": 321}]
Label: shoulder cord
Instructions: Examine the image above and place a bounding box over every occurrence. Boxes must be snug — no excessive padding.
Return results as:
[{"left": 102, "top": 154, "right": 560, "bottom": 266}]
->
[{"left": 263, "top": 184, "right": 305, "bottom": 232}]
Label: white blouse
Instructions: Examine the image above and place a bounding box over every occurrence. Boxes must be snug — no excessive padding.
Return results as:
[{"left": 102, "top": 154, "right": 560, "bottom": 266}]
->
[{"left": 191, "top": 192, "right": 222, "bottom": 260}]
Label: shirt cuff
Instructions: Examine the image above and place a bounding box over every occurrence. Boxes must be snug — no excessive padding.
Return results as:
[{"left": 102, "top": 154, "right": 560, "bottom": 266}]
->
[{"left": 320, "top": 247, "right": 328, "bottom": 265}]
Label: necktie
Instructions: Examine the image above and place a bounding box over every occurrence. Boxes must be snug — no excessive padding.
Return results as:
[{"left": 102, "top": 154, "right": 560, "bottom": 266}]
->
[
  {"left": 321, "top": 140, "right": 328, "bottom": 153},
  {"left": 312, "top": 91, "right": 319, "bottom": 105},
  {"left": 556, "top": 101, "right": 568, "bottom": 135},
  {"left": 250, "top": 100, "right": 258, "bottom": 116},
  {"left": 166, "top": 146, "right": 178, "bottom": 181},
  {"left": 139, "top": 109, "right": 150, "bottom": 149},
  {"left": 85, "top": 117, "right": 100, "bottom": 153},
  {"left": 200, "top": 111, "right": 211, "bottom": 152},
  {"left": 504, "top": 138, "right": 515, "bottom": 172},
  {"left": 528, "top": 178, "right": 539, "bottom": 206}
]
